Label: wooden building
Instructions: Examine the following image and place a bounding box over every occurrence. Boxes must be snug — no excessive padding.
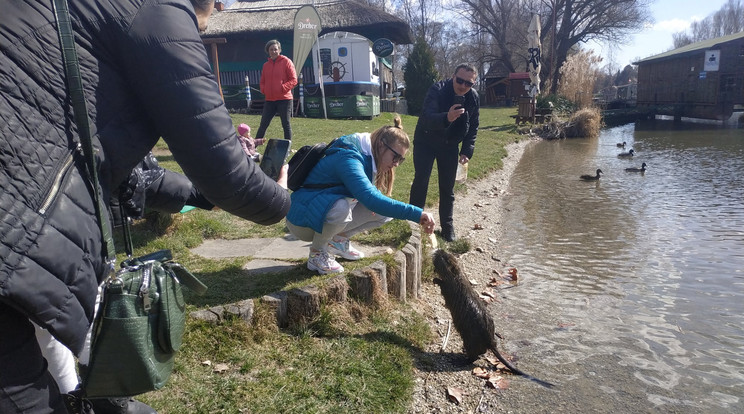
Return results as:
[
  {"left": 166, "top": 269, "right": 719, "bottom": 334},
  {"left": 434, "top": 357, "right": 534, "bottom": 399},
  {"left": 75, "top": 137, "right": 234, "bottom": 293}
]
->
[
  {"left": 482, "top": 65, "right": 531, "bottom": 107},
  {"left": 635, "top": 31, "right": 744, "bottom": 120},
  {"left": 202, "top": 0, "right": 412, "bottom": 112}
]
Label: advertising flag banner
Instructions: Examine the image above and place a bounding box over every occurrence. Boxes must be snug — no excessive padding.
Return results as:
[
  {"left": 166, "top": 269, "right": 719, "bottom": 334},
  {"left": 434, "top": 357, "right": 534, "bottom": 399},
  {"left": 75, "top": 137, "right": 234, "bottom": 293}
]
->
[{"left": 293, "top": 5, "right": 322, "bottom": 78}]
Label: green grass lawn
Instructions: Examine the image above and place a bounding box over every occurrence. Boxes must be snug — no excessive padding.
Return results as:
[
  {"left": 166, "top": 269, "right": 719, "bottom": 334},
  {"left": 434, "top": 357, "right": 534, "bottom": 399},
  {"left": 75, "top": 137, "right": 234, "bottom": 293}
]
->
[{"left": 133, "top": 107, "right": 522, "bottom": 413}]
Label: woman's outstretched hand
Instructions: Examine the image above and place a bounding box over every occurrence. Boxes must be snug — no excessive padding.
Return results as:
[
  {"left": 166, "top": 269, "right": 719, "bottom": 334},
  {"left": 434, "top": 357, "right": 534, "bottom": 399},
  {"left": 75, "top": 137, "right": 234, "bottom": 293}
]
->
[{"left": 419, "top": 212, "right": 435, "bottom": 234}]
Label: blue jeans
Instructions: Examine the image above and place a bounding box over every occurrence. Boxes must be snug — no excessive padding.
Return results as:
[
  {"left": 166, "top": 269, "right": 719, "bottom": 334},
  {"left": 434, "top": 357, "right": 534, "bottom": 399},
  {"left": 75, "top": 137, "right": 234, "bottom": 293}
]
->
[
  {"left": 0, "top": 304, "right": 67, "bottom": 413},
  {"left": 255, "top": 99, "right": 293, "bottom": 141}
]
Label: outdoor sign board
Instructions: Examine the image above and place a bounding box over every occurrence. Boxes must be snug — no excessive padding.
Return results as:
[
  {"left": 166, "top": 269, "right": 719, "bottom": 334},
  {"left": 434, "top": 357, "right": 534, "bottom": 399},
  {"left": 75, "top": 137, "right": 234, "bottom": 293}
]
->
[
  {"left": 704, "top": 50, "right": 720, "bottom": 72},
  {"left": 372, "top": 38, "right": 394, "bottom": 58},
  {"left": 304, "top": 95, "right": 380, "bottom": 118}
]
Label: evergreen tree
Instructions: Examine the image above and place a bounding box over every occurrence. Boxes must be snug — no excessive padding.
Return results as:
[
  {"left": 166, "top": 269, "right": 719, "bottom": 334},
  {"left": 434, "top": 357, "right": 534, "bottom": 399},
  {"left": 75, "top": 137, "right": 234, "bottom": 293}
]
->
[{"left": 403, "top": 37, "right": 439, "bottom": 116}]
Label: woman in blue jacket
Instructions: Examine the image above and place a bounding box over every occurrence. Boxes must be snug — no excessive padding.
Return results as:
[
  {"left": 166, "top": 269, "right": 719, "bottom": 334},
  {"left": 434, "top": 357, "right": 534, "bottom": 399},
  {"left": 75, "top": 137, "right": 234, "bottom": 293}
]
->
[{"left": 287, "top": 117, "right": 436, "bottom": 274}]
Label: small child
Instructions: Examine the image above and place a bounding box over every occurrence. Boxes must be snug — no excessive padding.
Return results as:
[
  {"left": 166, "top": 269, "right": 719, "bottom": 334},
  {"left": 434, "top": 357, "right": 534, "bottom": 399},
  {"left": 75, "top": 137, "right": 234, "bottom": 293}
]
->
[{"left": 237, "top": 123, "right": 265, "bottom": 162}]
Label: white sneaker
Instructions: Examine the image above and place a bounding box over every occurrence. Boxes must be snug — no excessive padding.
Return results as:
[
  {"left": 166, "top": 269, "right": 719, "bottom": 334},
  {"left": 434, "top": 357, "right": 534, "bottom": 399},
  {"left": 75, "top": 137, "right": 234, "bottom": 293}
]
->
[
  {"left": 307, "top": 250, "right": 344, "bottom": 274},
  {"left": 327, "top": 238, "right": 365, "bottom": 261}
]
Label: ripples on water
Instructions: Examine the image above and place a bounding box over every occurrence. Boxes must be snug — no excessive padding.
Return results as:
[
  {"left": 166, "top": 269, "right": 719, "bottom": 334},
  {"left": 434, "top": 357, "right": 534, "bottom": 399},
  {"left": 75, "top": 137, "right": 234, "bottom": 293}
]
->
[{"left": 497, "top": 119, "right": 744, "bottom": 411}]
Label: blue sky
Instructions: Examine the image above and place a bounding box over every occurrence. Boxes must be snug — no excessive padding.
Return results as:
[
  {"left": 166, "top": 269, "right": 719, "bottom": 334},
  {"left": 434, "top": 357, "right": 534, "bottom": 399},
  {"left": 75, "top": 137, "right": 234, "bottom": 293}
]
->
[{"left": 587, "top": 0, "right": 733, "bottom": 67}]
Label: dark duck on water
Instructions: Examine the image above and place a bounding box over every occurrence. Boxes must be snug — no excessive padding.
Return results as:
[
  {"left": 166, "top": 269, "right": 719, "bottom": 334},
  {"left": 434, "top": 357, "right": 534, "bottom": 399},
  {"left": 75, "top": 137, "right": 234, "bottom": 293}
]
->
[
  {"left": 616, "top": 141, "right": 627, "bottom": 147},
  {"left": 580, "top": 169, "right": 602, "bottom": 180},
  {"left": 618, "top": 148, "right": 635, "bottom": 157},
  {"left": 625, "top": 162, "right": 647, "bottom": 172}
]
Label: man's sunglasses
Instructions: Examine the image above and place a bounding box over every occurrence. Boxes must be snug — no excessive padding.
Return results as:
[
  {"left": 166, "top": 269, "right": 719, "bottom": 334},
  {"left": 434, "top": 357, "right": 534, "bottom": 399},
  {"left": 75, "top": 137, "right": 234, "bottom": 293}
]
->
[
  {"left": 383, "top": 141, "right": 405, "bottom": 164},
  {"left": 455, "top": 76, "right": 475, "bottom": 88}
]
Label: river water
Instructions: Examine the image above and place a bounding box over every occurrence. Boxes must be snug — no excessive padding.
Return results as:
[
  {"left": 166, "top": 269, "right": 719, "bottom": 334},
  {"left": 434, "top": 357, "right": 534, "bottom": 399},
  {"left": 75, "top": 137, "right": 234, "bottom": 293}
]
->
[{"left": 494, "top": 119, "right": 744, "bottom": 412}]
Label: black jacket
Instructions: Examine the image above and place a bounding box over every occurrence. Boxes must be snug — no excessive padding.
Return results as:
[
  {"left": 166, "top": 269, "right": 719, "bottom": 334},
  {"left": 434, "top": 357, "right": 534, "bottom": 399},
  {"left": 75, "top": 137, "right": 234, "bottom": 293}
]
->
[
  {"left": 413, "top": 79, "right": 480, "bottom": 159},
  {"left": 0, "top": 0, "right": 290, "bottom": 354}
]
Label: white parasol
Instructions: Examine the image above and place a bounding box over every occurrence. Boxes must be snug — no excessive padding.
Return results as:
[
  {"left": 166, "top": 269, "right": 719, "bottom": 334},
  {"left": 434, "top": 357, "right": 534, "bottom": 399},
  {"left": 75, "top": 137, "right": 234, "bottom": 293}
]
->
[{"left": 527, "top": 14, "right": 541, "bottom": 97}]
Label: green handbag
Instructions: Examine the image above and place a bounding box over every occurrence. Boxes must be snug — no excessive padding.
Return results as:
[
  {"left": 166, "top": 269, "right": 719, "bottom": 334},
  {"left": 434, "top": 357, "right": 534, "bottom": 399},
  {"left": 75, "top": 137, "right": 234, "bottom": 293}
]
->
[
  {"left": 53, "top": 0, "right": 207, "bottom": 399},
  {"left": 82, "top": 250, "right": 207, "bottom": 398}
]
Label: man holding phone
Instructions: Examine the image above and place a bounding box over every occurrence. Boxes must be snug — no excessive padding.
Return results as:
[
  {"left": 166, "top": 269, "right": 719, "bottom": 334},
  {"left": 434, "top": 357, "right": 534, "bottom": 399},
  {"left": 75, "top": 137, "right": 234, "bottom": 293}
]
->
[{"left": 409, "top": 64, "right": 479, "bottom": 242}]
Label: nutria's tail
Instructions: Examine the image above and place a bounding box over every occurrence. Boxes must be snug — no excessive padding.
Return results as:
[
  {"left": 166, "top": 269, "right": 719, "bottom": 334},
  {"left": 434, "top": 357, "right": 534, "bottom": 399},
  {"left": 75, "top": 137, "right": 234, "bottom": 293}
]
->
[{"left": 490, "top": 345, "right": 555, "bottom": 388}]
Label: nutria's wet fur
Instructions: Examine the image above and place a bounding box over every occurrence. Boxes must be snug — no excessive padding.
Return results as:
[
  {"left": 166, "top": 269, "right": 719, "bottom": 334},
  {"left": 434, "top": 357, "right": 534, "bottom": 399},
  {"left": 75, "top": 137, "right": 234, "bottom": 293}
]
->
[{"left": 433, "top": 249, "right": 554, "bottom": 388}]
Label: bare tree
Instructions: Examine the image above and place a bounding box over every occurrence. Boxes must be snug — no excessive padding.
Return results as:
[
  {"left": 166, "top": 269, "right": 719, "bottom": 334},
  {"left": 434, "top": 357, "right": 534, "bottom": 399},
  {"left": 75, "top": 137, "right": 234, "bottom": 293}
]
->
[
  {"left": 673, "top": 0, "right": 744, "bottom": 48},
  {"left": 393, "top": 0, "right": 442, "bottom": 40},
  {"left": 457, "top": 0, "right": 651, "bottom": 95}
]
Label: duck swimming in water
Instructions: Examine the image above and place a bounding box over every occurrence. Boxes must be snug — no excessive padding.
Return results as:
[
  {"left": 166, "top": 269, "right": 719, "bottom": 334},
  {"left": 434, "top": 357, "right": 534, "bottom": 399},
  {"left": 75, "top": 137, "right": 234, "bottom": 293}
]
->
[
  {"left": 616, "top": 141, "right": 627, "bottom": 147},
  {"left": 625, "top": 162, "right": 647, "bottom": 172},
  {"left": 618, "top": 148, "right": 635, "bottom": 157},
  {"left": 580, "top": 169, "right": 603, "bottom": 180}
]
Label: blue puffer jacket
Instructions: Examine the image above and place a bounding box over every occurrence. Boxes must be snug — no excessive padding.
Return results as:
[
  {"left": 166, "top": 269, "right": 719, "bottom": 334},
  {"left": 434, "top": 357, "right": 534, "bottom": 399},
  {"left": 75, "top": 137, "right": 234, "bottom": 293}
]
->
[
  {"left": 0, "top": 0, "right": 290, "bottom": 354},
  {"left": 287, "top": 133, "right": 422, "bottom": 233}
]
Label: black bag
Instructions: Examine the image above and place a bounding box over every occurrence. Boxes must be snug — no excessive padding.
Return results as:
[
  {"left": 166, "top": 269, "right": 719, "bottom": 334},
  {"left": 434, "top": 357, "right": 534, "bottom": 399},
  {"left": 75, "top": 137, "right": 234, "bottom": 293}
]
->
[{"left": 287, "top": 139, "right": 337, "bottom": 191}]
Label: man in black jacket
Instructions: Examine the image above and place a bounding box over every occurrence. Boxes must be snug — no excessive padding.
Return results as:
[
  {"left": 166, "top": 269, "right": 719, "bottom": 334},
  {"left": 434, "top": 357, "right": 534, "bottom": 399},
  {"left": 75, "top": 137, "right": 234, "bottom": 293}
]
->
[
  {"left": 0, "top": 0, "right": 290, "bottom": 412},
  {"left": 409, "top": 64, "right": 479, "bottom": 242}
]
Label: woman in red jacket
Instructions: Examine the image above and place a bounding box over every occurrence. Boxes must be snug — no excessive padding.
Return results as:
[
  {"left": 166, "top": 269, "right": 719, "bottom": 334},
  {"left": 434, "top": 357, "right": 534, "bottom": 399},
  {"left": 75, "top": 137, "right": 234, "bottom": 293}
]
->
[{"left": 256, "top": 40, "right": 298, "bottom": 141}]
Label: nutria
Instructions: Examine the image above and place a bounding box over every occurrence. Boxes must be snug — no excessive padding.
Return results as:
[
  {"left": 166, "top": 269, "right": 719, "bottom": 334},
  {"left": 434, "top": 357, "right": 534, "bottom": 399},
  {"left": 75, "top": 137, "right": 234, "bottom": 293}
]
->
[{"left": 433, "top": 249, "right": 554, "bottom": 388}]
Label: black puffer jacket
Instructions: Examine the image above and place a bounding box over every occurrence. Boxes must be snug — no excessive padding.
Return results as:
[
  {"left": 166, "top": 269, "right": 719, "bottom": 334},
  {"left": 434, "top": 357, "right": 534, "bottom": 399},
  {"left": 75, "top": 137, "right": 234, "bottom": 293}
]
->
[
  {"left": 0, "top": 0, "right": 290, "bottom": 355},
  {"left": 413, "top": 79, "right": 480, "bottom": 159}
]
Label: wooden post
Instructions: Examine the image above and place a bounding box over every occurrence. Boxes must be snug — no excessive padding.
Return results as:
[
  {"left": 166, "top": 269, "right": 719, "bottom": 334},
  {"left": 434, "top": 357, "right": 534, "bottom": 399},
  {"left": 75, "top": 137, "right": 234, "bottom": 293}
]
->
[{"left": 202, "top": 37, "right": 227, "bottom": 101}]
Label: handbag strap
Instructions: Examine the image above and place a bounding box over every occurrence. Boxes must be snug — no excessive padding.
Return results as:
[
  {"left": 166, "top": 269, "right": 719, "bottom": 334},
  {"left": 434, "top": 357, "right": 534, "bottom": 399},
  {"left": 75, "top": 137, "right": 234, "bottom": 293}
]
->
[{"left": 52, "top": 0, "right": 117, "bottom": 272}]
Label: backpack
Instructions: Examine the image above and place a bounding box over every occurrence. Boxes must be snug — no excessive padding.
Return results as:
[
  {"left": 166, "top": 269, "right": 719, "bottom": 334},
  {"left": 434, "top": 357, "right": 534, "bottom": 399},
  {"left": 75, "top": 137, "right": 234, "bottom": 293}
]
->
[{"left": 286, "top": 139, "right": 337, "bottom": 191}]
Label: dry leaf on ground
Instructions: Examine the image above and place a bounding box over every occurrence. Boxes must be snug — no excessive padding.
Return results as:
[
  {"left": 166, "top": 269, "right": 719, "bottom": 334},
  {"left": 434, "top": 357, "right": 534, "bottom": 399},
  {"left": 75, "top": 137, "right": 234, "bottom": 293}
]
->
[
  {"left": 486, "top": 376, "right": 509, "bottom": 390},
  {"left": 446, "top": 386, "right": 464, "bottom": 404},
  {"left": 213, "top": 363, "right": 230, "bottom": 374},
  {"left": 488, "top": 277, "right": 506, "bottom": 287},
  {"left": 485, "top": 356, "right": 507, "bottom": 370},
  {"left": 472, "top": 367, "right": 490, "bottom": 379}
]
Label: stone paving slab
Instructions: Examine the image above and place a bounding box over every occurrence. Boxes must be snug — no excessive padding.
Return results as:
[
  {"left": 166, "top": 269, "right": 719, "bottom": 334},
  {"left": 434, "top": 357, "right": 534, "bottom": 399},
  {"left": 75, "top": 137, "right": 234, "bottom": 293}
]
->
[
  {"left": 191, "top": 235, "right": 394, "bottom": 262},
  {"left": 242, "top": 259, "right": 300, "bottom": 274}
]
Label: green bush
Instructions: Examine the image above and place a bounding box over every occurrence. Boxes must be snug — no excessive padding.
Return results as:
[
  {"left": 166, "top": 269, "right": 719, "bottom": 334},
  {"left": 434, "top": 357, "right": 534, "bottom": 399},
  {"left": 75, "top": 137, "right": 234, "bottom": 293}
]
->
[{"left": 403, "top": 37, "right": 439, "bottom": 116}]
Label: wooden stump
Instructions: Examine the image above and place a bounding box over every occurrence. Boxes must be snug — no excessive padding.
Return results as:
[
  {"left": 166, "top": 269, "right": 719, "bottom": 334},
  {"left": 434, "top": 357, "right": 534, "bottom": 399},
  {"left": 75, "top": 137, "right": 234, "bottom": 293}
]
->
[
  {"left": 223, "top": 299, "right": 254, "bottom": 324},
  {"left": 287, "top": 286, "right": 321, "bottom": 328},
  {"left": 402, "top": 244, "right": 419, "bottom": 299},
  {"left": 349, "top": 269, "right": 373, "bottom": 302},
  {"left": 388, "top": 250, "right": 407, "bottom": 302},
  {"left": 260, "top": 291, "right": 288, "bottom": 328},
  {"left": 320, "top": 275, "right": 348, "bottom": 303}
]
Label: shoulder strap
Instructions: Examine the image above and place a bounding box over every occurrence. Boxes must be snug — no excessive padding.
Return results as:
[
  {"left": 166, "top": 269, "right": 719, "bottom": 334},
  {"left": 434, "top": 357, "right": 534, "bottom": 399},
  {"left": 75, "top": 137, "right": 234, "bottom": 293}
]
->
[
  {"left": 53, "top": 0, "right": 117, "bottom": 273},
  {"left": 301, "top": 138, "right": 344, "bottom": 189}
]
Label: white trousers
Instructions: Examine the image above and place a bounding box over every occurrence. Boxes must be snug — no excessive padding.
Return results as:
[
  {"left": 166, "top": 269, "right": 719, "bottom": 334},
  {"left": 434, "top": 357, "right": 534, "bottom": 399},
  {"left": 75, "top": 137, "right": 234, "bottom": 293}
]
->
[
  {"left": 287, "top": 198, "right": 392, "bottom": 251},
  {"left": 34, "top": 284, "right": 103, "bottom": 393}
]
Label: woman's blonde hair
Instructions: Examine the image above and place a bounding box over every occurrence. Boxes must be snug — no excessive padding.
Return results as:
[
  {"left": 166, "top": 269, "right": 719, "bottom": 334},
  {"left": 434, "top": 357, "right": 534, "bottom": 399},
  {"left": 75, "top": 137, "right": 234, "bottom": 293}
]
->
[{"left": 370, "top": 115, "right": 408, "bottom": 196}]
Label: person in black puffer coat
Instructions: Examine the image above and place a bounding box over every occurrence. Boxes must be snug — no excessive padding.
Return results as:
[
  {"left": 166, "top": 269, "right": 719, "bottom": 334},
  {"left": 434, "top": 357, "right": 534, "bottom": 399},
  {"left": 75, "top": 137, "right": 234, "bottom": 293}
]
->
[
  {"left": 409, "top": 64, "right": 480, "bottom": 242},
  {"left": 113, "top": 152, "right": 215, "bottom": 222},
  {"left": 0, "top": 0, "right": 290, "bottom": 412}
]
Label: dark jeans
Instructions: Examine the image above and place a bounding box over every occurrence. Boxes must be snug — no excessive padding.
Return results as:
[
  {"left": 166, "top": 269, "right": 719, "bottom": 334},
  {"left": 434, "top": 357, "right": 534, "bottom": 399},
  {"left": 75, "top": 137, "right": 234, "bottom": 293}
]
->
[
  {"left": 409, "top": 139, "right": 459, "bottom": 230},
  {"left": 0, "top": 304, "right": 66, "bottom": 413},
  {"left": 255, "top": 99, "right": 293, "bottom": 141}
]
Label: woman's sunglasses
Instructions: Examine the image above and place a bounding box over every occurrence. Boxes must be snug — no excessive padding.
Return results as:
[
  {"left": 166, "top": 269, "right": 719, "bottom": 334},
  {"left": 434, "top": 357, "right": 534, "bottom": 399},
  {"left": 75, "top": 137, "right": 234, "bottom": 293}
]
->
[
  {"left": 383, "top": 141, "right": 405, "bottom": 164},
  {"left": 455, "top": 76, "right": 475, "bottom": 88}
]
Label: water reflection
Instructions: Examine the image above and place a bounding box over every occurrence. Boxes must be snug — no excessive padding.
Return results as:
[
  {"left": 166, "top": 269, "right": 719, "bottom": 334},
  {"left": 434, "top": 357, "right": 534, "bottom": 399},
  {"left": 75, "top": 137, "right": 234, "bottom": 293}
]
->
[{"left": 497, "top": 120, "right": 744, "bottom": 411}]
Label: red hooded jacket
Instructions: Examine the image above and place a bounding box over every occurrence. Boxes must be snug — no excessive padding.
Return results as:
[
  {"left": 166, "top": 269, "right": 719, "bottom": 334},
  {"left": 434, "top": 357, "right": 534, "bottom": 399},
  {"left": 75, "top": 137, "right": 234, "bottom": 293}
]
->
[{"left": 260, "top": 54, "right": 298, "bottom": 101}]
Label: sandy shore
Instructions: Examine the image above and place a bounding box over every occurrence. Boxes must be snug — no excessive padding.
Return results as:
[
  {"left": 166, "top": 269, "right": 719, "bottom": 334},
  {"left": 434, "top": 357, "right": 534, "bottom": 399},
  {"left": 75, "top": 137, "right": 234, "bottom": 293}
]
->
[{"left": 408, "top": 138, "right": 543, "bottom": 413}]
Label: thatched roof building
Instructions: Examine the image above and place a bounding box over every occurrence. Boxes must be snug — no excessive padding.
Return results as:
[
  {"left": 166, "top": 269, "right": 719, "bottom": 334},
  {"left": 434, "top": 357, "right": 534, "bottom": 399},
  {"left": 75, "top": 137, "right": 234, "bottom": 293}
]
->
[
  {"left": 204, "top": 0, "right": 413, "bottom": 44},
  {"left": 201, "top": 0, "right": 412, "bottom": 111}
]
